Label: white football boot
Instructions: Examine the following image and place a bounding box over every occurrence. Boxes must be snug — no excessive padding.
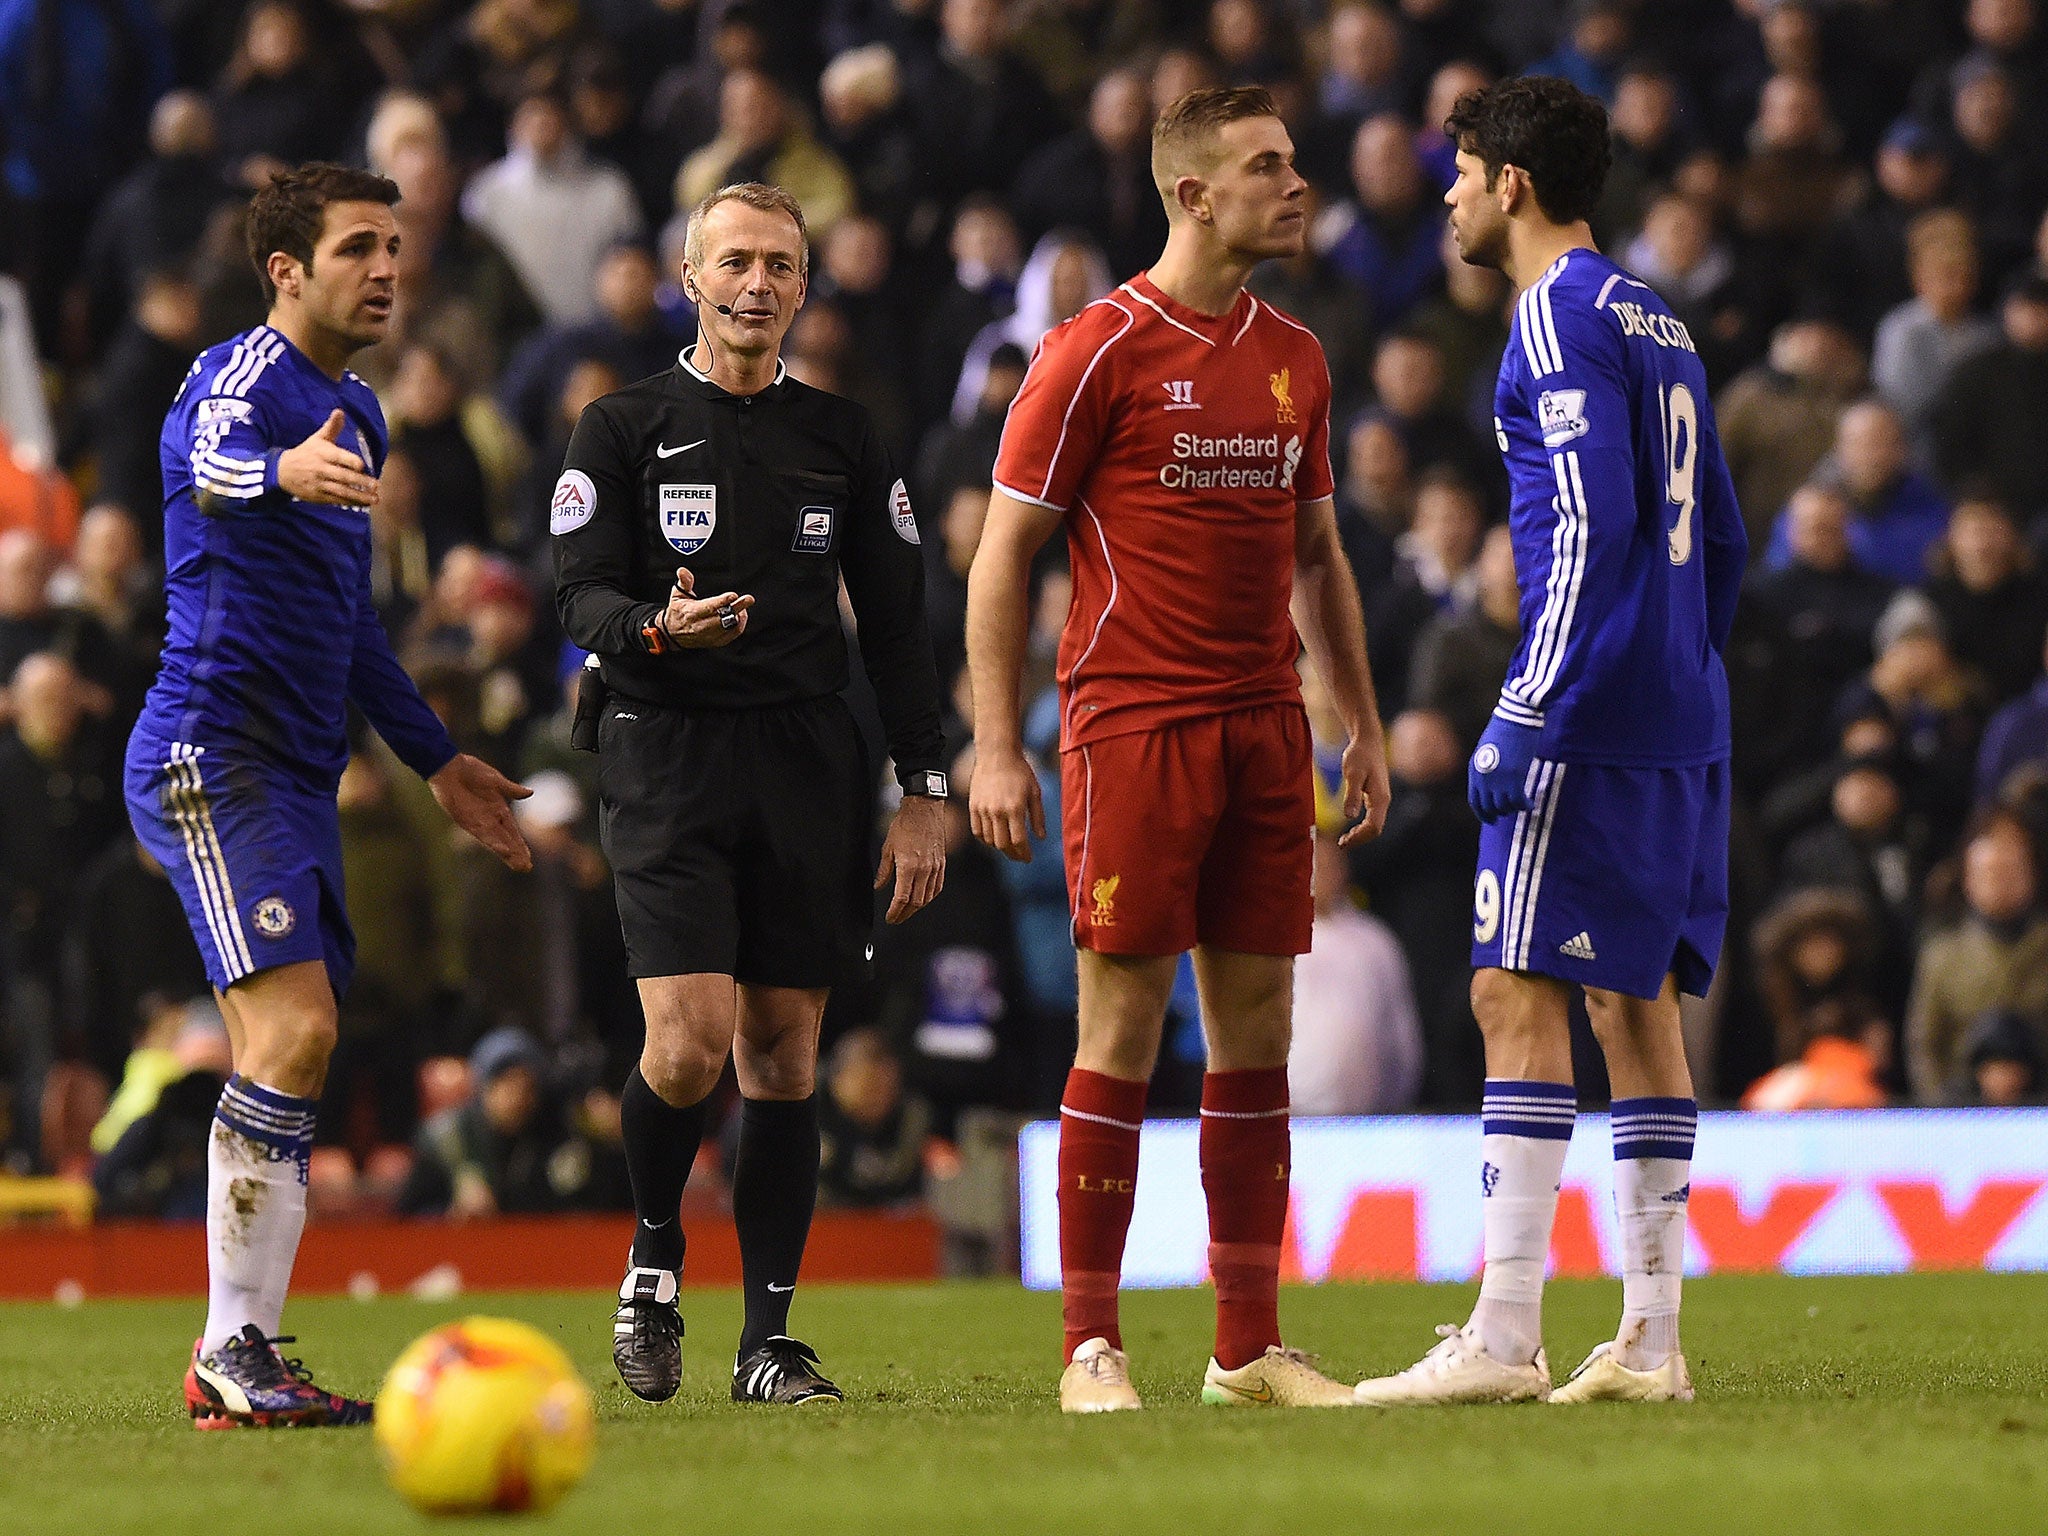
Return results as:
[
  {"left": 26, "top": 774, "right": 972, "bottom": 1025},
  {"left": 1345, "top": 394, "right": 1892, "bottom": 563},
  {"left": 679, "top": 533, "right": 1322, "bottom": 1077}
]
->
[
  {"left": 1548, "top": 1342, "right": 1694, "bottom": 1404},
  {"left": 1059, "top": 1336, "right": 1142, "bottom": 1413},
  {"left": 1352, "top": 1324, "right": 1551, "bottom": 1406},
  {"left": 1202, "top": 1346, "right": 1359, "bottom": 1407}
]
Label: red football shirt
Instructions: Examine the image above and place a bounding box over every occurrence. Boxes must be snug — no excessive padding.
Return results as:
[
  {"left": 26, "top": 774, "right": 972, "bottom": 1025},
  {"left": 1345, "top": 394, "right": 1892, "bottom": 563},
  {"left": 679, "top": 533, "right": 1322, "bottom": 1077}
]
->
[{"left": 993, "top": 272, "right": 1335, "bottom": 749}]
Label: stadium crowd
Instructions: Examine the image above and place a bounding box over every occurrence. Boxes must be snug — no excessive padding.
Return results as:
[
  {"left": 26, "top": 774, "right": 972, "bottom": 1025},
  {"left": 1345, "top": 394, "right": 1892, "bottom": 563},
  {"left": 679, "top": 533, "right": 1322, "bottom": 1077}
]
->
[{"left": 3, "top": 0, "right": 2048, "bottom": 1228}]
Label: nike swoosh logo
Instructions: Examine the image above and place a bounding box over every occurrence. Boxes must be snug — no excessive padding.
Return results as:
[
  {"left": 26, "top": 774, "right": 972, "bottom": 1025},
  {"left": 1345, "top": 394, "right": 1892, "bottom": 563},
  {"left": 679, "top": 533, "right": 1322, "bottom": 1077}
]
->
[
  {"left": 1215, "top": 1379, "right": 1273, "bottom": 1403},
  {"left": 655, "top": 439, "right": 705, "bottom": 458},
  {"left": 766, "top": 1283, "right": 795, "bottom": 1293},
  {"left": 640, "top": 1218, "right": 672, "bottom": 1230}
]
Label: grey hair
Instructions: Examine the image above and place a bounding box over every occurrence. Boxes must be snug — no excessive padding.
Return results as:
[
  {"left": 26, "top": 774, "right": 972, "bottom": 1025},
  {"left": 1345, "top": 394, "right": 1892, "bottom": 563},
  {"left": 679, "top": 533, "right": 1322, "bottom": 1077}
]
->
[{"left": 682, "top": 182, "right": 810, "bottom": 279}]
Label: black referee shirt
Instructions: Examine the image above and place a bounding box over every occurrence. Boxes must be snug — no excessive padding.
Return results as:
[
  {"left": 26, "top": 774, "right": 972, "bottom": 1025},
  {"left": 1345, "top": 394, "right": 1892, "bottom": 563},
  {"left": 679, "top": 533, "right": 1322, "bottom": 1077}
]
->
[{"left": 552, "top": 352, "right": 946, "bottom": 785}]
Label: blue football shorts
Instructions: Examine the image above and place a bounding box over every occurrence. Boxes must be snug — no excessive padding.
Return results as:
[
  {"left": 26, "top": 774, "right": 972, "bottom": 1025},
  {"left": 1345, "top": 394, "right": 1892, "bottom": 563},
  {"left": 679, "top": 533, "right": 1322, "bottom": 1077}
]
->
[
  {"left": 1470, "top": 757, "right": 1729, "bottom": 1001},
  {"left": 124, "top": 730, "right": 355, "bottom": 996}
]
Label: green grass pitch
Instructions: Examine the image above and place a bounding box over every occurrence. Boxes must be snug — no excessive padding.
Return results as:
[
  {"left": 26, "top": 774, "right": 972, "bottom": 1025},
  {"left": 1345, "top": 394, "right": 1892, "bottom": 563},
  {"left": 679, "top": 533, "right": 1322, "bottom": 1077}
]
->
[{"left": 2, "top": 1274, "right": 2044, "bottom": 1533}]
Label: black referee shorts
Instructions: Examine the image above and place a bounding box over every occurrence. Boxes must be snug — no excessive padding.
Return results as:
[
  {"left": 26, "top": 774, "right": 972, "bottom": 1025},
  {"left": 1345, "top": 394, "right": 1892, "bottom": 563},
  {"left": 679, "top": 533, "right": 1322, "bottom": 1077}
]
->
[{"left": 596, "top": 693, "right": 874, "bottom": 989}]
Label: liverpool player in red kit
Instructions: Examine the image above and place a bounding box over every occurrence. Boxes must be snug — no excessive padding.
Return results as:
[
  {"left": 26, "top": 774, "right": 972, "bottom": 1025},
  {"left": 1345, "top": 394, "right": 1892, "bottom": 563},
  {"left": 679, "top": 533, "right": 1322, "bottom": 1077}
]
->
[{"left": 967, "top": 87, "right": 1389, "bottom": 1411}]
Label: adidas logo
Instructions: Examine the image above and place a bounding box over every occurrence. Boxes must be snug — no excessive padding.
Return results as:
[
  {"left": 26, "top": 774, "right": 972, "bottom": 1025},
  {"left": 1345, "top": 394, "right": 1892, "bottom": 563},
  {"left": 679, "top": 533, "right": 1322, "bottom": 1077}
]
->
[{"left": 1559, "top": 931, "right": 1597, "bottom": 961}]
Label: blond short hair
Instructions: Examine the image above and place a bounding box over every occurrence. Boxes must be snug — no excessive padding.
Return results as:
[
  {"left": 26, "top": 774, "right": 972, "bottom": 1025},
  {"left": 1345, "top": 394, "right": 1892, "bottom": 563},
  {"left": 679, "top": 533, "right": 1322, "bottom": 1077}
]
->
[
  {"left": 684, "top": 182, "right": 810, "bottom": 278},
  {"left": 1150, "top": 85, "right": 1280, "bottom": 206}
]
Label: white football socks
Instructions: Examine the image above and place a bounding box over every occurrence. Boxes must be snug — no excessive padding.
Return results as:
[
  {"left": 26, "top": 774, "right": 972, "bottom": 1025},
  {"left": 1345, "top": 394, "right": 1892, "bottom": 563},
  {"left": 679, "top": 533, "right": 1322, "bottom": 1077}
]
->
[
  {"left": 1469, "top": 1079, "right": 1576, "bottom": 1367},
  {"left": 202, "top": 1076, "right": 317, "bottom": 1353},
  {"left": 1611, "top": 1097, "right": 1697, "bottom": 1370}
]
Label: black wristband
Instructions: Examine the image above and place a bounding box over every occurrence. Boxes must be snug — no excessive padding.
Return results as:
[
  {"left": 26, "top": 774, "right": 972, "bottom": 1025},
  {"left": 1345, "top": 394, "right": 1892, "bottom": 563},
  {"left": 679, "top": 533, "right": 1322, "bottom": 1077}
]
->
[{"left": 898, "top": 769, "right": 949, "bottom": 799}]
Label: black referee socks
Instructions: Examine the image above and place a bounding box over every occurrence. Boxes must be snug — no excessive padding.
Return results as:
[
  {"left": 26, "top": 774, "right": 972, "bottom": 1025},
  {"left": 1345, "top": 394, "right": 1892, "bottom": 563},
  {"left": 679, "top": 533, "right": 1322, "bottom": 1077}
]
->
[
  {"left": 622, "top": 1067, "right": 710, "bottom": 1275},
  {"left": 732, "top": 1095, "right": 821, "bottom": 1357}
]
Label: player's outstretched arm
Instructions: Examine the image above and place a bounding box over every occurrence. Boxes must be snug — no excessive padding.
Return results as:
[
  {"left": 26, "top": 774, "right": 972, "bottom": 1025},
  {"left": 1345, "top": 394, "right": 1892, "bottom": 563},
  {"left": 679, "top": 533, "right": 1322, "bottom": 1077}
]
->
[
  {"left": 429, "top": 754, "right": 534, "bottom": 872},
  {"left": 1291, "top": 494, "right": 1389, "bottom": 847},
  {"left": 275, "top": 409, "right": 379, "bottom": 507},
  {"left": 965, "top": 488, "right": 1063, "bottom": 861}
]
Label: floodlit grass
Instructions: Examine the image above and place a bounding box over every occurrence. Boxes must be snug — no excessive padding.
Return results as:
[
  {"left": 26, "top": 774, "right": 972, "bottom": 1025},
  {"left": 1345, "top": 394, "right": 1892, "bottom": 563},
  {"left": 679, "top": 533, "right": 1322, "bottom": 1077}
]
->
[{"left": 2, "top": 1273, "right": 2044, "bottom": 1533}]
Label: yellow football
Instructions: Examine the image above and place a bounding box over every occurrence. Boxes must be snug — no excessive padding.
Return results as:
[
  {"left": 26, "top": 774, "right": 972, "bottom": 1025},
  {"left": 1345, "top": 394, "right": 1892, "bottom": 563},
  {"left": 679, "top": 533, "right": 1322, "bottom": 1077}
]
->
[{"left": 374, "top": 1317, "right": 595, "bottom": 1515}]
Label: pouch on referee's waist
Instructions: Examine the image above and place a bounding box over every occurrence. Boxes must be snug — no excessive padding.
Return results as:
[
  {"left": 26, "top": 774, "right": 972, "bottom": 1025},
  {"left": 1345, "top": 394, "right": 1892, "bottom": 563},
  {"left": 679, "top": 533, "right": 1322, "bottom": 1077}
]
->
[{"left": 571, "top": 653, "right": 608, "bottom": 752}]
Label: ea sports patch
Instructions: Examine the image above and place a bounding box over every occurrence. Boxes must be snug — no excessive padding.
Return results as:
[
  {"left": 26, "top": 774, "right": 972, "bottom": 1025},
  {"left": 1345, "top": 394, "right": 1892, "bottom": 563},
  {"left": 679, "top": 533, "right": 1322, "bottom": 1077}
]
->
[
  {"left": 792, "top": 505, "right": 835, "bottom": 553},
  {"left": 195, "top": 397, "right": 254, "bottom": 427},
  {"left": 550, "top": 470, "right": 597, "bottom": 535},
  {"left": 1536, "top": 389, "right": 1590, "bottom": 448},
  {"left": 889, "top": 478, "right": 919, "bottom": 544},
  {"left": 252, "top": 896, "right": 296, "bottom": 939},
  {"left": 660, "top": 483, "right": 717, "bottom": 554}
]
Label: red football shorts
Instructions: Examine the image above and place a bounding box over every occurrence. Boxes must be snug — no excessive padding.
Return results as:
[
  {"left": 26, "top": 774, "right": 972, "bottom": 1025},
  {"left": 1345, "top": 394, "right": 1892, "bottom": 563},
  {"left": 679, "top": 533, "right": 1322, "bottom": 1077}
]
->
[{"left": 1060, "top": 703, "right": 1314, "bottom": 957}]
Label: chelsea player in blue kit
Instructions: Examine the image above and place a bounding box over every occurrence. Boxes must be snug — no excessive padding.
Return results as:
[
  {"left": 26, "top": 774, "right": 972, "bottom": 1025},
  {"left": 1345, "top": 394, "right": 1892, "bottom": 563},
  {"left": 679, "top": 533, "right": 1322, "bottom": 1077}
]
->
[
  {"left": 124, "top": 165, "right": 534, "bottom": 1427},
  {"left": 1356, "top": 79, "right": 1746, "bottom": 1408}
]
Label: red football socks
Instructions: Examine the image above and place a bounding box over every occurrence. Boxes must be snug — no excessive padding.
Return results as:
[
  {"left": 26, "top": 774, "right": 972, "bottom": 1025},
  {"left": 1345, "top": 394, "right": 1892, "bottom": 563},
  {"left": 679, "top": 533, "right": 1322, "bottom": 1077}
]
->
[
  {"left": 1057, "top": 1068, "right": 1147, "bottom": 1364},
  {"left": 1201, "top": 1066, "right": 1291, "bottom": 1371}
]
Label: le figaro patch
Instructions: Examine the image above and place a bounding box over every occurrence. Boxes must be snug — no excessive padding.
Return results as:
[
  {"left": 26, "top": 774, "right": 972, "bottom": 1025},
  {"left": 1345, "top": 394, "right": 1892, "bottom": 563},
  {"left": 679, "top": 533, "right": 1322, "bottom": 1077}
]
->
[
  {"left": 550, "top": 469, "right": 597, "bottom": 535},
  {"left": 660, "top": 483, "right": 717, "bottom": 555}
]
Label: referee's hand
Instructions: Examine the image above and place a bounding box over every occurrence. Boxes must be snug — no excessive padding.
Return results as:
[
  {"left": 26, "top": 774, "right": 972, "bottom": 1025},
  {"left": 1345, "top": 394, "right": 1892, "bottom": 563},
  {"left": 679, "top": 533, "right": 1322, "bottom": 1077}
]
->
[
  {"left": 661, "top": 565, "right": 755, "bottom": 648},
  {"left": 429, "top": 753, "right": 534, "bottom": 871},
  {"left": 877, "top": 797, "right": 947, "bottom": 923},
  {"left": 277, "top": 409, "right": 378, "bottom": 507}
]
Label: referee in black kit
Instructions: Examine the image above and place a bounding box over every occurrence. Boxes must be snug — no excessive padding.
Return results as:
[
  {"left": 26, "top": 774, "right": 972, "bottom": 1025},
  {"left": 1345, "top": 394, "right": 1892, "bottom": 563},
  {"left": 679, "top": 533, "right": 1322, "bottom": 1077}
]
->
[{"left": 552, "top": 182, "right": 948, "bottom": 1406}]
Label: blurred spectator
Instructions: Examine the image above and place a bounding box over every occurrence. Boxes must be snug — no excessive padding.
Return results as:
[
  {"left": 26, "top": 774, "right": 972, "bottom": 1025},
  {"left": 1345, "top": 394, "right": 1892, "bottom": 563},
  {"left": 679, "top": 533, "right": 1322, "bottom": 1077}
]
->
[
  {"left": 1768, "top": 399, "right": 1950, "bottom": 587},
  {"left": 1346, "top": 706, "right": 1482, "bottom": 1106},
  {"left": 331, "top": 741, "right": 466, "bottom": 1146},
  {"left": 1010, "top": 0, "right": 1160, "bottom": 112},
  {"left": 873, "top": 755, "right": 1027, "bottom": 1139},
  {"left": 1334, "top": 411, "right": 1412, "bottom": 599},
  {"left": 1933, "top": 270, "right": 2048, "bottom": 521},
  {"left": 499, "top": 242, "right": 678, "bottom": 446},
  {"left": 464, "top": 89, "right": 644, "bottom": 328},
  {"left": 1319, "top": 114, "right": 1446, "bottom": 332},
  {"left": 0, "top": 273, "right": 57, "bottom": 474},
  {"left": 1365, "top": 466, "right": 1483, "bottom": 716},
  {"left": 1777, "top": 747, "right": 1927, "bottom": 1016},
  {"left": 1406, "top": 223, "right": 1509, "bottom": 428},
  {"left": 1623, "top": 191, "right": 1757, "bottom": 385},
  {"left": 952, "top": 229, "right": 1111, "bottom": 425},
  {"left": 389, "top": 342, "right": 494, "bottom": 566},
  {"left": 920, "top": 197, "right": 1022, "bottom": 430},
  {"left": 74, "top": 273, "right": 202, "bottom": 552},
  {"left": 1289, "top": 827, "right": 1423, "bottom": 1116},
  {"left": 676, "top": 67, "right": 857, "bottom": 243},
  {"left": 819, "top": 43, "right": 929, "bottom": 240},
  {"left": 1716, "top": 317, "right": 1865, "bottom": 551},
  {"left": 1752, "top": 886, "right": 1886, "bottom": 1070},
  {"left": 1905, "top": 810, "right": 2048, "bottom": 1102},
  {"left": 1963, "top": 1009, "right": 2044, "bottom": 1105},
  {"left": 91, "top": 1002, "right": 230, "bottom": 1218},
  {"left": 400, "top": 1027, "right": 584, "bottom": 1218},
  {"left": 372, "top": 98, "right": 542, "bottom": 383},
  {"left": 1315, "top": 3, "right": 1407, "bottom": 155},
  {"left": 817, "top": 214, "right": 914, "bottom": 414},
  {"left": 0, "top": 0, "right": 172, "bottom": 355},
  {"left": 1976, "top": 628, "right": 2048, "bottom": 802},
  {"left": 1733, "top": 73, "right": 1863, "bottom": 249},
  {"left": 81, "top": 91, "right": 233, "bottom": 346},
  {"left": 410, "top": 0, "right": 583, "bottom": 169},
  {"left": 49, "top": 503, "right": 157, "bottom": 703},
  {"left": 1011, "top": 66, "right": 1166, "bottom": 281},
  {"left": 1412, "top": 58, "right": 1494, "bottom": 195},
  {"left": 906, "top": 0, "right": 1061, "bottom": 203},
  {"left": 640, "top": 0, "right": 772, "bottom": 182},
  {"left": 212, "top": 0, "right": 342, "bottom": 189},
  {"left": 1874, "top": 209, "right": 2003, "bottom": 464},
  {"left": 1838, "top": 589, "right": 1988, "bottom": 846},
  {"left": 1925, "top": 493, "right": 2048, "bottom": 703},
  {"left": 1367, "top": 329, "right": 1490, "bottom": 491},
  {"left": 918, "top": 345, "right": 1024, "bottom": 530},
  {"left": 1249, "top": 191, "right": 1375, "bottom": 407},
  {"left": 61, "top": 837, "right": 206, "bottom": 1088},
  {"left": 1944, "top": 56, "right": 2046, "bottom": 283},
  {"left": 816, "top": 1026, "right": 931, "bottom": 1208},
  {"left": 1409, "top": 522, "right": 1518, "bottom": 754},
  {"left": 1525, "top": 0, "right": 1633, "bottom": 104},
  {"left": 1809, "top": 115, "right": 1954, "bottom": 341},
  {"left": 1740, "top": 999, "right": 1893, "bottom": 1109},
  {"left": 1596, "top": 60, "right": 1688, "bottom": 247}
]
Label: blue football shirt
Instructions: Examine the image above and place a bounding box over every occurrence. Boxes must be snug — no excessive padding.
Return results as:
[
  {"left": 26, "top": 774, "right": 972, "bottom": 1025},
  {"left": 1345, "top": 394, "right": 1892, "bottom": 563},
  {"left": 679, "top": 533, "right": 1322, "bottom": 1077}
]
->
[
  {"left": 134, "top": 324, "right": 455, "bottom": 790},
  {"left": 1491, "top": 249, "right": 1748, "bottom": 767}
]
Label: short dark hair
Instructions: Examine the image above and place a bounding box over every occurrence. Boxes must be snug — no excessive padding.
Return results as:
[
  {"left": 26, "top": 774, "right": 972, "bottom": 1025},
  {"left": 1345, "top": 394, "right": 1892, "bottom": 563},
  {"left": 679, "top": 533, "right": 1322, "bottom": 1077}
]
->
[
  {"left": 1444, "top": 76, "right": 1612, "bottom": 226},
  {"left": 245, "top": 162, "right": 400, "bottom": 302}
]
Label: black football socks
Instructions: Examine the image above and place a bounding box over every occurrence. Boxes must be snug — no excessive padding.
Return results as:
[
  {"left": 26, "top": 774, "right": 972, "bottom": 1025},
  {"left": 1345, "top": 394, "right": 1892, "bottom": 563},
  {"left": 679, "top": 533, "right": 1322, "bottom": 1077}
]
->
[
  {"left": 731, "top": 1095, "right": 821, "bottom": 1356},
  {"left": 621, "top": 1066, "right": 710, "bottom": 1275}
]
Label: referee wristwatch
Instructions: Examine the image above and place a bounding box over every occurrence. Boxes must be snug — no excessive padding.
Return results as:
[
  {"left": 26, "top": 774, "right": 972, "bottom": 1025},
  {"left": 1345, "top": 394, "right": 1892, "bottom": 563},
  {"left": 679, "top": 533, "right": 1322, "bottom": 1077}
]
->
[{"left": 901, "top": 769, "right": 949, "bottom": 800}]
